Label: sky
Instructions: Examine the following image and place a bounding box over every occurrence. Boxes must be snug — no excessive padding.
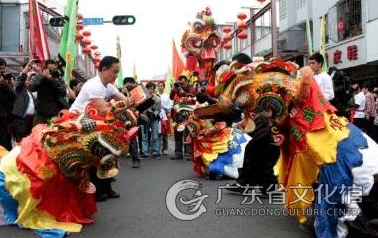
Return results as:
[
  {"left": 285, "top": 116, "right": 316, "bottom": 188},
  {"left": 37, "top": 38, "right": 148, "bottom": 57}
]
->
[{"left": 58, "top": 0, "right": 262, "bottom": 79}]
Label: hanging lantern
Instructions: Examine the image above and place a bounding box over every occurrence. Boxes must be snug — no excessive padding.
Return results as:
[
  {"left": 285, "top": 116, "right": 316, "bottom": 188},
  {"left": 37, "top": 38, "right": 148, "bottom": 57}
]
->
[
  {"left": 223, "top": 26, "right": 232, "bottom": 34},
  {"left": 237, "top": 30, "right": 248, "bottom": 40},
  {"left": 223, "top": 42, "right": 232, "bottom": 50},
  {"left": 223, "top": 34, "right": 232, "bottom": 42},
  {"left": 77, "top": 13, "right": 83, "bottom": 20},
  {"left": 93, "top": 57, "right": 101, "bottom": 63},
  {"left": 238, "top": 21, "right": 248, "bottom": 30},
  {"left": 82, "top": 38, "right": 91, "bottom": 46},
  {"left": 82, "top": 30, "right": 91, "bottom": 37},
  {"left": 90, "top": 44, "right": 98, "bottom": 50},
  {"left": 82, "top": 46, "right": 91, "bottom": 54},
  {"left": 237, "top": 12, "right": 247, "bottom": 21},
  {"left": 94, "top": 62, "right": 100, "bottom": 68},
  {"left": 76, "top": 23, "right": 84, "bottom": 30},
  {"left": 76, "top": 32, "right": 84, "bottom": 41}
]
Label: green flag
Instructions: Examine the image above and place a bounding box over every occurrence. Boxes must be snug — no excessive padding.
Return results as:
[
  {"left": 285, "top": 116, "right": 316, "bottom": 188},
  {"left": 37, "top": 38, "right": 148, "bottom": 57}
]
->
[
  {"left": 116, "top": 35, "right": 124, "bottom": 88},
  {"left": 165, "top": 67, "right": 174, "bottom": 94},
  {"left": 306, "top": 19, "right": 313, "bottom": 56},
  {"left": 58, "top": 0, "right": 78, "bottom": 86}
]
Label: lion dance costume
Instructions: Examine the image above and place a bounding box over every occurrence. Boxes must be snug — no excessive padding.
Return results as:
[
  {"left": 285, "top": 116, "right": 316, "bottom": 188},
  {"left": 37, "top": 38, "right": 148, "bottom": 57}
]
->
[
  {"left": 0, "top": 100, "right": 137, "bottom": 237},
  {"left": 196, "top": 58, "right": 378, "bottom": 237}
]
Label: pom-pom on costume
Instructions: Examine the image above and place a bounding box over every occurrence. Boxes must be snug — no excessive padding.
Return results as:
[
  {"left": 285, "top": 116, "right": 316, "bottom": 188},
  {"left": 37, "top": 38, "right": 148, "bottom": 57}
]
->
[
  {"left": 186, "top": 117, "right": 251, "bottom": 179},
  {"left": 0, "top": 99, "right": 137, "bottom": 238}
]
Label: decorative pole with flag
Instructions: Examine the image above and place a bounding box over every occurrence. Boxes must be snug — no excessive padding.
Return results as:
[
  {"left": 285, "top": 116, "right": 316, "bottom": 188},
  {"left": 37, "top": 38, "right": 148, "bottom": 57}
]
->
[
  {"left": 319, "top": 15, "right": 328, "bottom": 72},
  {"left": 116, "top": 35, "right": 124, "bottom": 87},
  {"left": 28, "top": 0, "right": 51, "bottom": 62},
  {"left": 305, "top": 19, "right": 313, "bottom": 56},
  {"left": 172, "top": 39, "right": 184, "bottom": 80},
  {"left": 58, "top": 0, "right": 79, "bottom": 86}
]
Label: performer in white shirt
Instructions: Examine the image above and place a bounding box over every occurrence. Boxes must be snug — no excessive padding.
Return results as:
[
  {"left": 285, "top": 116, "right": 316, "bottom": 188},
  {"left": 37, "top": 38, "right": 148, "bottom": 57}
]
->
[
  {"left": 308, "top": 52, "right": 335, "bottom": 101},
  {"left": 70, "top": 56, "right": 134, "bottom": 202}
]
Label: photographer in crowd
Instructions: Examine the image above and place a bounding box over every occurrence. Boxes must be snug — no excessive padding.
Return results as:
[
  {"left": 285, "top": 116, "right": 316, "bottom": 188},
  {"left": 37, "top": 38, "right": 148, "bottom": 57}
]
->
[
  {"left": 30, "top": 59, "right": 68, "bottom": 125},
  {"left": 140, "top": 82, "right": 161, "bottom": 159},
  {"left": 12, "top": 59, "right": 39, "bottom": 142},
  {"left": 170, "top": 75, "right": 195, "bottom": 160},
  {"left": 0, "top": 58, "right": 15, "bottom": 150}
]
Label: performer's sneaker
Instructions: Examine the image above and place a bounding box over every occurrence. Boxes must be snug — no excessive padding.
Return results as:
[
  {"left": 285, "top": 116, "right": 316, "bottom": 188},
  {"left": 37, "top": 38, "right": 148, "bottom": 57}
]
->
[
  {"left": 107, "top": 190, "right": 120, "bottom": 199},
  {"left": 95, "top": 193, "right": 108, "bottom": 202}
]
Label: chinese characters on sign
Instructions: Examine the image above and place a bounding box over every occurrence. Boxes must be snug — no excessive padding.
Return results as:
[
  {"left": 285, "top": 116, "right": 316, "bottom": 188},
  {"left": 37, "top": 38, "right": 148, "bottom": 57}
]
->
[
  {"left": 333, "top": 45, "right": 358, "bottom": 65},
  {"left": 347, "top": 45, "right": 358, "bottom": 61},
  {"left": 333, "top": 50, "right": 342, "bottom": 64}
]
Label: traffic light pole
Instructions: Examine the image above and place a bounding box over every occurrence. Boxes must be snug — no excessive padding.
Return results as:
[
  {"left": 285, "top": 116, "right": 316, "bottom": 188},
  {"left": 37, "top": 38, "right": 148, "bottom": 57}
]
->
[{"left": 49, "top": 15, "right": 135, "bottom": 27}]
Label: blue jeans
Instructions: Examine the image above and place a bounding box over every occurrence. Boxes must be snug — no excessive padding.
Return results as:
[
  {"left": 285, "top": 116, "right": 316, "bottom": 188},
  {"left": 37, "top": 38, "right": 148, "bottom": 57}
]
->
[{"left": 141, "top": 120, "right": 160, "bottom": 155}]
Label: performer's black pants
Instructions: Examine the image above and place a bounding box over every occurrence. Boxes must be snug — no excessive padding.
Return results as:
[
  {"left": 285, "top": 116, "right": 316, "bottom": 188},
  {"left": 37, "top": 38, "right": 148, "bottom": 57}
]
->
[
  {"left": 237, "top": 136, "right": 280, "bottom": 192},
  {"left": 89, "top": 168, "right": 113, "bottom": 196},
  {"left": 129, "top": 137, "right": 139, "bottom": 162}
]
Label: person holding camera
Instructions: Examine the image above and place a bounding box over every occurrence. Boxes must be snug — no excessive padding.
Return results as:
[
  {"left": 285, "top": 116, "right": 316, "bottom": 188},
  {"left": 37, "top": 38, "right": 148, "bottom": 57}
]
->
[
  {"left": 0, "top": 58, "right": 16, "bottom": 150},
  {"left": 140, "top": 82, "right": 161, "bottom": 159},
  {"left": 12, "top": 59, "right": 38, "bottom": 142},
  {"left": 30, "top": 59, "right": 68, "bottom": 125},
  {"left": 122, "top": 77, "right": 141, "bottom": 168},
  {"left": 169, "top": 75, "right": 195, "bottom": 160}
]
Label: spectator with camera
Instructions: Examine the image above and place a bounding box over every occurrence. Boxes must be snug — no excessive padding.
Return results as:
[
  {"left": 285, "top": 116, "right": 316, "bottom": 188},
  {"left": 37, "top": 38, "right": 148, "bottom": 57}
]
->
[
  {"left": 140, "top": 82, "right": 161, "bottom": 159},
  {"left": 169, "top": 75, "right": 195, "bottom": 160},
  {"left": 122, "top": 77, "right": 141, "bottom": 168},
  {"left": 30, "top": 59, "right": 68, "bottom": 125},
  {"left": 12, "top": 59, "right": 38, "bottom": 142},
  {"left": 0, "top": 58, "right": 16, "bottom": 150}
]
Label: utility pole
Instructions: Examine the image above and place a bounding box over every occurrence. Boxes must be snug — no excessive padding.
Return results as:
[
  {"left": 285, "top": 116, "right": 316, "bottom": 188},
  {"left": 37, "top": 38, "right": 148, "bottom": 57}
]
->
[
  {"left": 271, "top": 0, "right": 278, "bottom": 57},
  {"left": 242, "top": 6, "right": 260, "bottom": 58}
]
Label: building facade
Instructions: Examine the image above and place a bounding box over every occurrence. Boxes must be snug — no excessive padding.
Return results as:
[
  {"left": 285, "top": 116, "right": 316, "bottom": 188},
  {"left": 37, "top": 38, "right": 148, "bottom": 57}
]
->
[
  {"left": 0, "top": 0, "right": 96, "bottom": 80},
  {"left": 218, "top": 0, "right": 378, "bottom": 84}
]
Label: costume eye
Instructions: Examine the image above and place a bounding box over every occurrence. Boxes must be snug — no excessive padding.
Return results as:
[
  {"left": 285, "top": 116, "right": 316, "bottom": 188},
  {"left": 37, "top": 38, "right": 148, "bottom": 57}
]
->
[{"left": 193, "top": 22, "right": 205, "bottom": 33}]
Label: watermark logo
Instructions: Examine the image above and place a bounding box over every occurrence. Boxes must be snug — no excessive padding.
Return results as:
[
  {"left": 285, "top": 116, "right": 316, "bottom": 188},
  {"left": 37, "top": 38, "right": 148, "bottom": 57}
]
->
[{"left": 166, "top": 179, "right": 209, "bottom": 221}]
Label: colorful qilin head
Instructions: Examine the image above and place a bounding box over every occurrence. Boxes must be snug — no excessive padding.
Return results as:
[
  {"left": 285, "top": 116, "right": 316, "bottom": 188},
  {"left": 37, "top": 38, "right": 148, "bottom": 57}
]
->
[
  {"left": 181, "top": 7, "right": 220, "bottom": 83},
  {"left": 42, "top": 99, "right": 138, "bottom": 180},
  {"left": 217, "top": 59, "right": 302, "bottom": 126}
]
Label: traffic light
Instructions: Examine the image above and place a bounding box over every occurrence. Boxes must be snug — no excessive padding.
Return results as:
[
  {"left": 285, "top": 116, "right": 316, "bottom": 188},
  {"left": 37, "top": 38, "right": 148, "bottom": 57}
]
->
[
  {"left": 112, "top": 15, "right": 136, "bottom": 25},
  {"left": 49, "top": 17, "right": 65, "bottom": 27}
]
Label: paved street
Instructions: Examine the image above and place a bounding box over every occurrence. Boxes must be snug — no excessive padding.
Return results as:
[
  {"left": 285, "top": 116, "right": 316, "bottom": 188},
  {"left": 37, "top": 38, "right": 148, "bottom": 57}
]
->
[{"left": 0, "top": 147, "right": 315, "bottom": 238}]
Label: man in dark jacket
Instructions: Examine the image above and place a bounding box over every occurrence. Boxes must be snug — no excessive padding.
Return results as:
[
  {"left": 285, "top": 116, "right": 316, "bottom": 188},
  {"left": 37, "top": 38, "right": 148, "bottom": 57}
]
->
[
  {"left": 30, "top": 59, "right": 68, "bottom": 125},
  {"left": 12, "top": 60, "right": 37, "bottom": 142},
  {"left": 0, "top": 61, "right": 16, "bottom": 150}
]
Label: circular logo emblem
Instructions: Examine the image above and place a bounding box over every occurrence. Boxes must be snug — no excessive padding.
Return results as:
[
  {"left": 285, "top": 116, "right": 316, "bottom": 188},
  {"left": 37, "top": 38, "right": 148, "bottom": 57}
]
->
[{"left": 166, "top": 179, "right": 209, "bottom": 221}]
